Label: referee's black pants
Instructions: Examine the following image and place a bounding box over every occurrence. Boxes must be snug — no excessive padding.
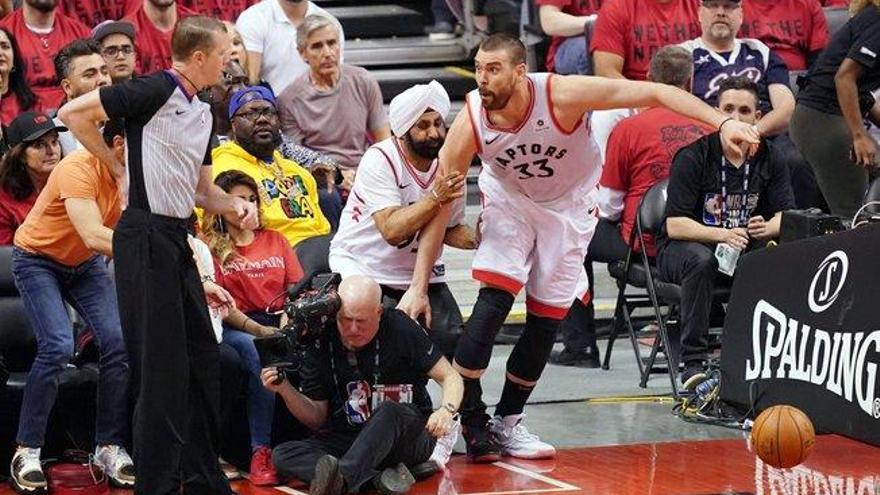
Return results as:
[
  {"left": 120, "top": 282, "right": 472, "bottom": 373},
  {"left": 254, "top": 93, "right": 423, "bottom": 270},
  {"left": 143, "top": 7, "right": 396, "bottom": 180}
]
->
[{"left": 114, "top": 209, "right": 232, "bottom": 495}]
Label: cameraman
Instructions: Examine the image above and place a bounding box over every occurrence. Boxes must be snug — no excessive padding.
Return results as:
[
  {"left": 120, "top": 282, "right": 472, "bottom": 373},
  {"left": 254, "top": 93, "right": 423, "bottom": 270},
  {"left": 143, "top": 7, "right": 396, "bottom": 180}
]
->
[{"left": 261, "top": 275, "right": 463, "bottom": 495}]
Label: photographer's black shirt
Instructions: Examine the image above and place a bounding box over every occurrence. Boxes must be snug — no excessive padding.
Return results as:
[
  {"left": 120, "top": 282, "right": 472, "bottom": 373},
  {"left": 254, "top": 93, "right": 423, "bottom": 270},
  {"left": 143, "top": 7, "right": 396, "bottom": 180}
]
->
[{"left": 299, "top": 309, "right": 443, "bottom": 432}]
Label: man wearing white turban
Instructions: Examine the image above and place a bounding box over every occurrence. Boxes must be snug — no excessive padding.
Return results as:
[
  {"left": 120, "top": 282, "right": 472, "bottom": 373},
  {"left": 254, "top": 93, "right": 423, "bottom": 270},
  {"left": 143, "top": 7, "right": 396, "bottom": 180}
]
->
[{"left": 329, "top": 81, "right": 476, "bottom": 469}]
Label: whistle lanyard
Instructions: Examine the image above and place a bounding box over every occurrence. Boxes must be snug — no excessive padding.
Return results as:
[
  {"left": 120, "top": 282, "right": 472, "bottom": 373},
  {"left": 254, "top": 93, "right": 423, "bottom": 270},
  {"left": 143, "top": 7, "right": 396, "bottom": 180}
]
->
[
  {"left": 329, "top": 336, "right": 381, "bottom": 392},
  {"left": 720, "top": 156, "right": 750, "bottom": 229}
]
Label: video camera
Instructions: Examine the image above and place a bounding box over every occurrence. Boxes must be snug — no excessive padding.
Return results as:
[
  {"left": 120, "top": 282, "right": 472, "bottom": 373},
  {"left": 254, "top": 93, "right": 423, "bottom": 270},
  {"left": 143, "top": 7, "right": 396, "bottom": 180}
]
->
[{"left": 254, "top": 272, "right": 342, "bottom": 382}]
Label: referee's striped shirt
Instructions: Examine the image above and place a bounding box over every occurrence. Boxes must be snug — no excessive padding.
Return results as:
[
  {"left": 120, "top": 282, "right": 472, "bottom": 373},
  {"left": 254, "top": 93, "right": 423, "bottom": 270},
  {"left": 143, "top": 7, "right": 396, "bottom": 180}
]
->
[{"left": 100, "top": 70, "right": 213, "bottom": 219}]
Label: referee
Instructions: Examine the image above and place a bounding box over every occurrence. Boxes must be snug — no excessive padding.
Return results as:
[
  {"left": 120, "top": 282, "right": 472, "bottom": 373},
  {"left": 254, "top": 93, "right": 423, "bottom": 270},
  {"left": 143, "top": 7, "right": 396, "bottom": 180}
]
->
[{"left": 59, "top": 16, "right": 257, "bottom": 495}]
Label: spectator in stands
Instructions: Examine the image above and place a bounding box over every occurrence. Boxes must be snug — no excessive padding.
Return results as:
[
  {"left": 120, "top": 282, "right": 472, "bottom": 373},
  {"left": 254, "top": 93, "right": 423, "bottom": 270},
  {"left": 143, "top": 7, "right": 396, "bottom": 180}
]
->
[
  {"left": 209, "top": 59, "right": 249, "bottom": 142},
  {"left": 54, "top": 39, "right": 112, "bottom": 155},
  {"left": 279, "top": 15, "right": 389, "bottom": 181},
  {"left": 659, "top": 77, "right": 795, "bottom": 386},
  {"left": 0, "top": 28, "right": 38, "bottom": 126},
  {"left": 182, "top": 0, "right": 259, "bottom": 22},
  {"left": 8, "top": 120, "right": 133, "bottom": 494},
  {"left": 428, "top": 0, "right": 459, "bottom": 40},
  {"left": 201, "top": 170, "right": 304, "bottom": 487},
  {"left": 124, "top": 0, "right": 197, "bottom": 74},
  {"left": 223, "top": 21, "right": 248, "bottom": 69},
  {"left": 92, "top": 21, "right": 137, "bottom": 83},
  {"left": 790, "top": 0, "right": 880, "bottom": 219},
  {"left": 552, "top": 46, "right": 711, "bottom": 367},
  {"left": 265, "top": 275, "right": 463, "bottom": 494},
  {"left": 740, "top": 0, "right": 828, "bottom": 71},
  {"left": 591, "top": 0, "right": 700, "bottom": 80},
  {"left": 214, "top": 86, "right": 332, "bottom": 246},
  {"left": 538, "top": 0, "right": 602, "bottom": 74},
  {"left": 59, "top": 0, "right": 137, "bottom": 28},
  {"left": 236, "top": 0, "right": 344, "bottom": 95},
  {"left": 329, "top": 80, "right": 473, "bottom": 364},
  {"left": 0, "top": 0, "right": 90, "bottom": 113},
  {"left": 0, "top": 112, "right": 64, "bottom": 245}
]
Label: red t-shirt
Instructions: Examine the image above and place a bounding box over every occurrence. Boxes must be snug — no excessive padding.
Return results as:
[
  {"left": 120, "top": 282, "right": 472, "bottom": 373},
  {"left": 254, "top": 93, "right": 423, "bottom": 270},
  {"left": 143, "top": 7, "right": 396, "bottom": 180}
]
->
[
  {"left": 58, "top": 0, "right": 139, "bottom": 27},
  {"left": 536, "top": 0, "right": 603, "bottom": 72},
  {"left": 0, "top": 91, "right": 25, "bottom": 126},
  {"left": 601, "top": 107, "right": 710, "bottom": 256},
  {"left": 213, "top": 229, "right": 304, "bottom": 314},
  {"left": 0, "top": 187, "right": 37, "bottom": 246},
  {"left": 591, "top": 0, "right": 700, "bottom": 80},
  {"left": 124, "top": 3, "right": 198, "bottom": 75},
  {"left": 179, "top": 0, "right": 259, "bottom": 22},
  {"left": 0, "top": 10, "right": 90, "bottom": 112},
  {"left": 740, "top": 0, "right": 828, "bottom": 71}
]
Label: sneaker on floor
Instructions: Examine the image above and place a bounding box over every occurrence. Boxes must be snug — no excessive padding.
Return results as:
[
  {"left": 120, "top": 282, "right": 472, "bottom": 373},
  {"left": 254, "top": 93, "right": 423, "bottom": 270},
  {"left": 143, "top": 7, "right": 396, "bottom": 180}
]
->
[
  {"left": 374, "top": 463, "right": 415, "bottom": 495},
  {"left": 94, "top": 445, "right": 135, "bottom": 488},
  {"left": 462, "top": 420, "right": 501, "bottom": 463},
  {"left": 10, "top": 447, "right": 47, "bottom": 494},
  {"left": 310, "top": 455, "right": 345, "bottom": 495},
  {"left": 427, "top": 21, "right": 456, "bottom": 41},
  {"left": 489, "top": 414, "right": 556, "bottom": 459},
  {"left": 429, "top": 415, "right": 461, "bottom": 469},
  {"left": 548, "top": 347, "right": 600, "bottom": 368},
  {"left": 249, "top": 446, "right": 279, "bottom": 486},
  {"left": 219, "top": 458, "right": 242, "bottom": 481}
]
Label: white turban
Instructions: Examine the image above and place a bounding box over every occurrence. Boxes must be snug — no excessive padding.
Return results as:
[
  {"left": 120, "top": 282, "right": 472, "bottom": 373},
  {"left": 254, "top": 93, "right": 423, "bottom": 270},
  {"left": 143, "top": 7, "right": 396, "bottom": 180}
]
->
[{"left": 388, "top": 80, "right": 451, "bottom": 138}]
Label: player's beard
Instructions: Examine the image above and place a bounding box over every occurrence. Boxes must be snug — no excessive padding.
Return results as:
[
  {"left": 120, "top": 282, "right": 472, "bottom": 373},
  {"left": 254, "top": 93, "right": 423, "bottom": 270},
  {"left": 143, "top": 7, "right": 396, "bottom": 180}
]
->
[
  {"left": 480, "top": 86, "right": 513, "bottom": 111},
  {"left": 25, "top": 0, "right": 57, "bottom": 13},
  {"left": 405, "top": 132, "right": 443, "bottom": 160}
]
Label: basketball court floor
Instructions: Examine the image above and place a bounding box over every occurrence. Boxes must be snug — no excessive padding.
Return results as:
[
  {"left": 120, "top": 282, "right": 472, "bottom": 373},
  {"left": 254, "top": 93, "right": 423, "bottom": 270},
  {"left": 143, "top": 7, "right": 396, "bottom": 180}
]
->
[{"left": 3, "top": 341, "right": 878, "bottom": 494}]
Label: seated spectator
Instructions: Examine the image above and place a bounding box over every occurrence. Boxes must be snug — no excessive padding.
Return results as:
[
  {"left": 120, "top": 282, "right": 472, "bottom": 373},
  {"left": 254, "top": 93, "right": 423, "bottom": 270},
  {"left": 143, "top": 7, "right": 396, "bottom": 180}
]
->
[
  {"left": 0, "top": 112, "right": 64, "bottom": 245},
  {"left": 55, "top": 38, "right": 112, "bottom": 155},
  {"left": 537, "top": 0, "right": 602, "bottom": 74},
  {"left": 236, "top": 0, "right": 344, "bottom": 95},
  {"left": 124, "top": 0, "right": 197, "bottom": 74},
  {"left": 0, "top": 28, "right": 37, "bottom": 126},
  {"left": 209, "top": 59, "right": 249, "bottom": 142},
  {"left": 223, "top": 21, "right": 249, "bottom": 69},
  {"left": 658, "top": 77, "right": 795, "bottom": 386},
  {"left": 740, "top": 0, "right": 828, "bottom": 71},
  {"left": 790, "top": 0, "right": 880, "bottom": 219},
  {"left": 0, "top": 0, "right": 90, "bottom": 112},
  {"left": 59, "top": 0, "right": 138, "bottom": 28},
  {"left": 201, "top": 170, "right": 304, "bottom": 487},
  {"left": 213, "top": 86, "right": 331, "bottom": 246},
  {"left": 8, "top": 120, "right": 133, "bottom": 493},
  {"left": 329, "top": 80, "right": 473, "bottom": 365},
  {"left": 591, "top": 0, "right": 700, "bottom": 80},
  {"left": 553, "top": 46, "right": 711, "bottom": 367},
  {"left": 92, "top": 20, "right": 137, "bottom": 83},
  {"left": 182, "top": 0, "right": 259, "bottom": 22},
  {"left": 279, "top": 15, "right": 390, "bottom": 177},
  {"left": 264, "top": 275, "right": 463, "bottom": 494}
]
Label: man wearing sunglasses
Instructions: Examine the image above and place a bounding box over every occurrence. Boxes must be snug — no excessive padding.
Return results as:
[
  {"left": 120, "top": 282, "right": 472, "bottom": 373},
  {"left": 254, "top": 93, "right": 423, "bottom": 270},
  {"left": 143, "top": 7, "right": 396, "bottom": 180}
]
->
[{"left": 92, "top": 20, "right": 137, "bottom": 84}]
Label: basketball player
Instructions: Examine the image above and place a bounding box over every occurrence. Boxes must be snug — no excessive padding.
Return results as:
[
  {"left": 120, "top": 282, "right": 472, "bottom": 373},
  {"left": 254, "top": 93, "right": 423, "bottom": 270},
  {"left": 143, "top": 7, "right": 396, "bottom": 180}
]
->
[{"left": 398, "top": 33, "right": 760, "bottom": 462}]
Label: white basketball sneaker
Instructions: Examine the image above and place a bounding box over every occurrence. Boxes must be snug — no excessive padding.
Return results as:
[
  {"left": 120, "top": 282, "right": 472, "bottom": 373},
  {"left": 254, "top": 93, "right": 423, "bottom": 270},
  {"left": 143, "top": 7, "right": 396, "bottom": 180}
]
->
[
  {"left": 10, "top": 446, "right": 47, "bottom": 494},
  {"left": 429, "top": 416, "right": 462, "bottom": 469},
  {"left": 489, "top": 414, "right": 556, "bottom": 459}
]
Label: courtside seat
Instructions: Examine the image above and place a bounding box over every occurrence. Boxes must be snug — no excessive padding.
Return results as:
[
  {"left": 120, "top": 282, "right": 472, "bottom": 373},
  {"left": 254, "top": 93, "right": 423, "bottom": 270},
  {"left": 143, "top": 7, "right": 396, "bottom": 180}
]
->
[{"left": 824, "top": 7, "right": 849, "bottom": 38}]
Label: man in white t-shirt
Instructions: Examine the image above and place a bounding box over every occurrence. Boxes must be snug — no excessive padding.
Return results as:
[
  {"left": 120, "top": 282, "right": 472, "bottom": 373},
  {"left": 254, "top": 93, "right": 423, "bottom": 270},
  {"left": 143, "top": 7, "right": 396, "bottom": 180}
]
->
[
  {"left": 329, "top": 81, "right": 475, "bottom": 361},
  {"left": 235, "top": 0, "right": 344, "bottom": 95}
]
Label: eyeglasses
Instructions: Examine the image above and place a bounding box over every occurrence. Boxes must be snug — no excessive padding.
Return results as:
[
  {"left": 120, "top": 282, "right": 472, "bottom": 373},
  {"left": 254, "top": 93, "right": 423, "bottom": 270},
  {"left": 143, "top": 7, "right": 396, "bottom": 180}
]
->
[
  {"left": 233, "top": 107, "right": 278, "bottom": 121},
  {"left": 101, "top": 45, "right": 134, "bottom": 58}
]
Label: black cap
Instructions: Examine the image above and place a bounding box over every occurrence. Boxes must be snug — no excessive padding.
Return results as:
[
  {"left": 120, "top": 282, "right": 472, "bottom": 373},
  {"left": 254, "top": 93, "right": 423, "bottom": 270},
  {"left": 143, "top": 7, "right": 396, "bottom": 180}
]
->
[
  {"left": 7, "top": 112, "right": 67, "bottom": 147},
  {"left": 91, "top": 20, "right": 136, "bottom": 44}
]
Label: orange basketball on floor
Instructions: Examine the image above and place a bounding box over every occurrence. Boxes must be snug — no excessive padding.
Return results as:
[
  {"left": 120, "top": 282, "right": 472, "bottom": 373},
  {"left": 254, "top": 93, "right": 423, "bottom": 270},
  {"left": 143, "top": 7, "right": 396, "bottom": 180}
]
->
[{"left": 750, "top": 405, "right": 816, "bottom": 468}]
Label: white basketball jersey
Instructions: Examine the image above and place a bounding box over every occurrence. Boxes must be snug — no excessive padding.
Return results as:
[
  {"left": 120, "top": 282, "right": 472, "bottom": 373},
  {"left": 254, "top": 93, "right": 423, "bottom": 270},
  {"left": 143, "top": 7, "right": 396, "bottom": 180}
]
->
[
  {"left": 466, "top": 73, "right": 602, "bottom": 205},
  {"left": 329, "top": 138, "right": 465, "bottom": 288}
]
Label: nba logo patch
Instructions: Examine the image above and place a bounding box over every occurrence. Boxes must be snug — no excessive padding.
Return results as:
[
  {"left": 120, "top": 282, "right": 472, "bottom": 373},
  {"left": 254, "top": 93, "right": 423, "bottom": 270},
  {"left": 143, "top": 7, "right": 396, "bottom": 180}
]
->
[{"left": 344, "top": 380, "right": 371, "bottom": 425}]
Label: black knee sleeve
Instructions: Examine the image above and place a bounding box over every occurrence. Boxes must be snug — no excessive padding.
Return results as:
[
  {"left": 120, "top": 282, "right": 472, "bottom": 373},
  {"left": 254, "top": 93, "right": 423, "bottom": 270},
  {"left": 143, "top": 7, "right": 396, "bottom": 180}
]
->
[
  {"left": 454, "top": 287, "right": 515, "bottom": 370},
  {"left": 506, "top": 314, "right": 560, "bottom": 382}
]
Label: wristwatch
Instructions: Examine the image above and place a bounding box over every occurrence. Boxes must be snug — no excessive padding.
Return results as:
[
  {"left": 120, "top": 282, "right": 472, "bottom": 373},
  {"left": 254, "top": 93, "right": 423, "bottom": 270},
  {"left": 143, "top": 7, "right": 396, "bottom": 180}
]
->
[
  {"left": 200, "top": 274, "right": 215, "bottom": 284},
  {"left": 443, "top": 403, "right": 457, "bottom": 414}
]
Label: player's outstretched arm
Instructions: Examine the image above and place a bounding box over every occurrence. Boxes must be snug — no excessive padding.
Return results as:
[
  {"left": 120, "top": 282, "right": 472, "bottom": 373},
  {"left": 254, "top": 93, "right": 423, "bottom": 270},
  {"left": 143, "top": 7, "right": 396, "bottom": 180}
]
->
[
  {"left": 550, "top": 75, "right": 760, "bottom": 160},
  {"left": 57, "top": 90, "right": 123, "bottom": 180},
  {"left": 397, "top": 108, "right": 478, "bottom": 324}
]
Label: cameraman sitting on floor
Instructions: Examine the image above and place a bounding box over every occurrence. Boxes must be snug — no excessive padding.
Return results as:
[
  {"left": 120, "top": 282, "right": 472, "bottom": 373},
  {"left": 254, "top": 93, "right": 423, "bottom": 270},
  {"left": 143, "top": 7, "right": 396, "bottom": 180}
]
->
[{"left": 261, "top": 275, "right": 463, "bottom": 495}]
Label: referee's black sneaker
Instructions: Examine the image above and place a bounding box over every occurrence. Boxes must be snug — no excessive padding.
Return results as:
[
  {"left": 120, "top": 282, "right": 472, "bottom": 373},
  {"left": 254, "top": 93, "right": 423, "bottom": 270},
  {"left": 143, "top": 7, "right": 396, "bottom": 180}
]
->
[{"left": 463, "top": 419, "right": 501, "bottom": 463}]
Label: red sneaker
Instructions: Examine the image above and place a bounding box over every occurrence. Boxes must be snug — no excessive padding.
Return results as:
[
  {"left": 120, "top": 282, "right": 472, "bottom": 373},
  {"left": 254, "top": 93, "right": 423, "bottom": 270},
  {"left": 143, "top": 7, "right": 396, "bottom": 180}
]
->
[{"left": 249, "top": 446, "right": 279, "bottom": 486}]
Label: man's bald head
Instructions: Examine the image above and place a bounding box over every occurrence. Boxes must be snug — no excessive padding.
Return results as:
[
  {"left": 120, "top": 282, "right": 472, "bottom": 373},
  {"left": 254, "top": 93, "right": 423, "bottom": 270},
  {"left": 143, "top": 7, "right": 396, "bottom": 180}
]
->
[
  {"left": 336, "top": 275, "right": 383, "bottom": 350},
  {"left": 338, "top": 275, "right": 382, "bottom": 311}
]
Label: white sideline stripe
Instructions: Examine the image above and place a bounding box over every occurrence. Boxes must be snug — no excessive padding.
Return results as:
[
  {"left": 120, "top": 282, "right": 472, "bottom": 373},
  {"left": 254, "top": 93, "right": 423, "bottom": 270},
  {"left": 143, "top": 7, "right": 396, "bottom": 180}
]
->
[
  {"left": 275, "top": 486, "right": 308, "bottom": 495},
  {"left": 492, "top": 461, "right": 581, "bottom": 491}
]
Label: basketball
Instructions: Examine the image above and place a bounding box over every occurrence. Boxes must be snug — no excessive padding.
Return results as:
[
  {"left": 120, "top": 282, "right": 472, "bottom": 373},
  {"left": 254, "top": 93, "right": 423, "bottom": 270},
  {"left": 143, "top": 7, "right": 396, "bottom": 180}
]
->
[{"left": 750, "top": 405, "right": 816, "bottom": 468}]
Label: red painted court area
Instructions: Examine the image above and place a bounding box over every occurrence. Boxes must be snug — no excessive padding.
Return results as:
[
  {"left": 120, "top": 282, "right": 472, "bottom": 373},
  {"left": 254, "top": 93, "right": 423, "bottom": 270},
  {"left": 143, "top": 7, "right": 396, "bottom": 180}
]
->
[{"left": 4, "top": 435, "right": 878, "bottom": 494}]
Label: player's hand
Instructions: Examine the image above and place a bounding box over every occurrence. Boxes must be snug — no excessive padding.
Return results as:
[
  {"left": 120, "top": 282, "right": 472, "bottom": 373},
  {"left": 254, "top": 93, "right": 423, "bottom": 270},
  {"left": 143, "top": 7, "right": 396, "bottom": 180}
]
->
[
  {"left": 232, "top": 197, "right": 259, "bottom": 230},
  {"left": 747, "top": 216, "right": 771, "bottom": 240},
  {"left": 397, "top": 287, "right": 432, "bottom": 329},
  {"left": 203, "top": 280, "right": 235, "bottom": 313},
  {"left": 719, "top": 119, "right": 760, "bottom": 161},
  {"left": 426, "top": 408, "right": 455, "bottom": 438},
  {"left": 720, "top": 227, "right": 749, "bottom": 251},
  {"left": 852, "top": 133, "right": 878, "bottom": 169},
  {"left": 260, "top": 367, "right": 286, "bottom": 393},
  {"left": 340, "top": 167, "right": 356, "bottom": 191},
  {"left": 431, "top": 171, "right": 465, "bottom": 205}
]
